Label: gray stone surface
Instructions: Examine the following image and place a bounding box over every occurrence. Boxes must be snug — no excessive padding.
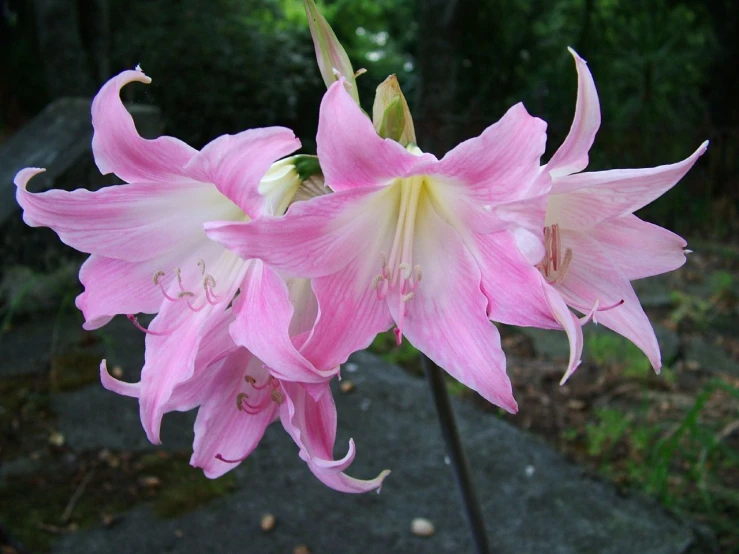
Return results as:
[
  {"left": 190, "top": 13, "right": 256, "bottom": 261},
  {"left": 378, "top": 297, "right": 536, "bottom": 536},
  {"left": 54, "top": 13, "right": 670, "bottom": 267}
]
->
[{"left": 49, "top": 350, "right": 700, "bottom": 554}]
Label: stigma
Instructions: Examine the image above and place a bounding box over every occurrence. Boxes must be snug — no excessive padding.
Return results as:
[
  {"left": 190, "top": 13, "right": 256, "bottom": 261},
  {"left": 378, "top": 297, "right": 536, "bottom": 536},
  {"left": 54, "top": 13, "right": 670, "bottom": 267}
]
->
[{"left": 537, "top": 224, "right": 572, "bottom": 285}]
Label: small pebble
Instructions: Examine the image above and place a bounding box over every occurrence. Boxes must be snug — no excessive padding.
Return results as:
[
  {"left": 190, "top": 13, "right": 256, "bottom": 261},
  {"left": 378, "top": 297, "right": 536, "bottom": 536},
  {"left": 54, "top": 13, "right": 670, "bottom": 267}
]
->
[
  {"left": 339, "top": 380, "right": 355, "bottom": 394},
  {"left": 525, "top": 465, "right": 535, "bottom": 477},
  {"left": 260, "top": 513, "right": 276, "bottom": 532},
  {"left": 138, "top": 475, "right": 161, "bottom": 488},
  {"left": 111, "top": 365, "right": 124, "bottom": 378},
  {"left": 174, "top": 529, "right": 183, "bottom": 538},
  {"left": 48, "top": 432, "right": 65, "bottom": 447},
  {"left": 293, "top": 545, "right": 311, "bottom": 554},
  {"left": 344, "top": 362, "right": 359, "bottom": 373},
  {"left": 411, "top": 517, "right": 435, "bottom": 537}
]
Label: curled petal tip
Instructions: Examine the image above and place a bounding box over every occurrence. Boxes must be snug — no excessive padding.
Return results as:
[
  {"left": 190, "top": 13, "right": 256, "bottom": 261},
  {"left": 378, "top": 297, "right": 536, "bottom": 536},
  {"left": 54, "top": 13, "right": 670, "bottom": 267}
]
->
[
  {"left": 100, "top": 359, "right": 140, "bottom": 398},
  {"left": 559, "top": 359, "right": 582, "bottom": 386},
  {"left": 375, "top": 469, "right": 392, "bottom": 493},
  {"left": 14, "top": 167, "right": 46, "bottom": 190}
]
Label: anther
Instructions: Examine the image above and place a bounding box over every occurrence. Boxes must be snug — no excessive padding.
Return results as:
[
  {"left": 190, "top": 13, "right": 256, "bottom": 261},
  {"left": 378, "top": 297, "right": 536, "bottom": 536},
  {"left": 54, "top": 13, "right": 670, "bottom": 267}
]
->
[
  {"left": 270, "top": 389, "right": 284, "bottom": 404},
  {"left": 402, "top": 292, "right": 415, "bottom": 303},
  {"left": 177, "top": 291, "right": 195, "bottom": 299},
  {"left": 244, "top": 375, "right": 256, "bottom": 385},
  {"left": 153, "top": 270, "right": 165, "bottom": 285},
  {"left": 414, "top": 265, "right": 423, "bottom": 282},
  {"left": 399, "top": 263, "right": 412, "bottom": 280},
  {"left": 372, "top": 274, "right": 384, "bottom": 290},
  {"left": 197, "top": 259, "right": 206, "bottom": 275},
  {"left": 236, "top": 392, "right": 249, "bottom": 411}
]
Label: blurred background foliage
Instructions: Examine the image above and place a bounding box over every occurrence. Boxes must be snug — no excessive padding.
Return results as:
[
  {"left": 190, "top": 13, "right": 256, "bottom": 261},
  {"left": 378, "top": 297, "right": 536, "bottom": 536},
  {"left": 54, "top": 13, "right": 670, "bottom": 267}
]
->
[{"left": 1, "top": 0, "right": 737, "bottom": 237}]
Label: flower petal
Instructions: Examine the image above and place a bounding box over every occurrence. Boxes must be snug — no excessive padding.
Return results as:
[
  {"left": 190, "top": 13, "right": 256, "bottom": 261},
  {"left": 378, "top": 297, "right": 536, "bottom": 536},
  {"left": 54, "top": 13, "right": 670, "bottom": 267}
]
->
[
  {"left": 393, "top": 194, "right": 517, "bottom": 412},
  {"left": 317, "top": 81, "right": 436, "bottom": 192},
  {"left": 435, "top": 102, "right": 549, "bottom": 203},
  {"left": 542, "top": 284, "right": 584, "bottom": 384},
  {"left": 590, "top": 215, "right": 687, "bottom": 281},
  {"left": 76, "top": 255, "right": 166, "bottom": 330},
  {"left": 229, "top": 261, "right": 338, "bottom": 383},
  {"left": 556, "top": 231, "right": 661, "bottom": 371},
  {"left": 299, "top": 257, "right": 394, "bottom": 370},
  {"left": 15, "top": 168, "right": 224, "bottom": 262},
  {"left": 138, "top": 248, "right": 247, "bottom": 443},
  {"left": 546, "top": 48, "right": 601, "bottom": 181},
  {"left": 549, "top": 142, "right": 708, "bottom": 230},
  {"left": 191, "top": 351, "right": 279, "bottom": 478},
  {"left": 205, "top": 186, "right": 392, "bottom": 278},
  {"left": 183, "top": 127, "right": 300, "bottom": 219},
  {"left": 471, "top": 230, "right": 559, "bottom": 329},
  {"left": 91, "top": 69, "right": 197, "bottom": 183},
  {"left": 100, "top": 360, "right": 140, "bottom": 398},
  {"left": 280, "top": 382, "right": 390, "bottom": 493}
]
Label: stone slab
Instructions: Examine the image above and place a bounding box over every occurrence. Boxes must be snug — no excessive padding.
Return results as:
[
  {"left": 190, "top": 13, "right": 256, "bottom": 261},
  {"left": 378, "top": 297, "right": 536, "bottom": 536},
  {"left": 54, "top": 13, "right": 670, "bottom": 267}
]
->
[{"left": 49, "top": 350, "right": 701, "bottom": 554}]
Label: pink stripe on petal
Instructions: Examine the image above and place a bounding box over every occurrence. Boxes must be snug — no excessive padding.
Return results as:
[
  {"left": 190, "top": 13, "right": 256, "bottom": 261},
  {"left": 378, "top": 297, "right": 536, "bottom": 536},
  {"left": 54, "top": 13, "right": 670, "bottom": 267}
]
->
[
  {"left": 436, "top": 102, "right": 548, "bottom": 204},
  {"left": 91, "top": 69, "right": 197, "bottom": 183},
  {"left": 547, "top": 48, "right": 601, "bottom": 182},
  {"left": 589, "top": 215, "right": 687, "bottom": 281},
  {"left": 184, "top": 127, "right": 300, "bottom": 218},
  {"left": 550, "top": 141, "right": 708, "bottom": 230},
  {"left": 394, "top": 196, "right": 517, "bottom": 412},
  {"left": 317, "top": 81, "right": 435, "bottom": 192}
]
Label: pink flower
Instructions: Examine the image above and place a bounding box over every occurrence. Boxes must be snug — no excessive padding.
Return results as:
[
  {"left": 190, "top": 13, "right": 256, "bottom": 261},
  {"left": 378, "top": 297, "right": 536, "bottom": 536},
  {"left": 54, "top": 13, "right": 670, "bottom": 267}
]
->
[
  {"left": 538, "top": 48, "right": 708, "bottom": 382},
  {"left": 15, "top": 68, "right": 330, "bottom": 443},
  {"left": 206, "top": 79, "right": 555, "bottom": 413},
  {"left": 101, "top": 262, "right": 389, "bottom": 493}
]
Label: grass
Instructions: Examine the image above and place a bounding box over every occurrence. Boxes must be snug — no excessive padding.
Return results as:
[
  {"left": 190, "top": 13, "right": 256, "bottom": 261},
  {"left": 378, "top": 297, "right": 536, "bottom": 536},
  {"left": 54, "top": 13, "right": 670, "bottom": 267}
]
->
[{"left": 564, "top": 378, "right": 739, "bottom": 552}]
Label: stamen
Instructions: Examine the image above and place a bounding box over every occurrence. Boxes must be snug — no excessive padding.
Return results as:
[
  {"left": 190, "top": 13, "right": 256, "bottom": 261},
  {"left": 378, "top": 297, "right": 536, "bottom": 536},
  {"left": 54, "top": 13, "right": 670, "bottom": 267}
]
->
[
  {"left": 372, "top": 274, "right": 384, "bottom": 290},
  {"left": 270, "top": 389, "right": 284, "bottom": 404},
  {"left": 402, "top": 292, "right": 415, "bottom": 303},
  {"left": 552, "top": 249, "right": 573, "bottom": 285},
  {"left": 126, "top": 314, "right": 180, "bottom": 336},
  {"left": 236, "top": 392, "right": 249, "bottom": 411},
  {"left": 414, "top": 265, "right": 423, "bottom": 282},
  {"left": 197, "top": 259, "right": 206, "bottom": 275},
  {"left": 153, "top": 270, "right": 165, "bottom": 285},
  {"left": 245, "top": 375, "right": 271, "bottom": 391},
  {"left": 215, "top": 453, "right": 249, "bottom": 464}
]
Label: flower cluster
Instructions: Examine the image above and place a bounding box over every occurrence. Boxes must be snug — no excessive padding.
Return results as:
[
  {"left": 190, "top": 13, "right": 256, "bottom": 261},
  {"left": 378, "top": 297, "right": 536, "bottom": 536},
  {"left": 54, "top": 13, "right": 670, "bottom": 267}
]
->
[{"left": 15, "top": 2, "right": 706, "bottom": 493}]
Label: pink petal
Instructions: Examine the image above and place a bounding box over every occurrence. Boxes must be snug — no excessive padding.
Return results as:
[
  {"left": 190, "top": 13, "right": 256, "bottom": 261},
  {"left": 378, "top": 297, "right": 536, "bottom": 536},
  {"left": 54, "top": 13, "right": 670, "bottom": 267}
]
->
[
  {"left": 15, "top": 167, "right": 219, "bottom": 262},
  {"left": 100, "top": 360, "right": 140, "bottom": 398},
  {"left": 556, "top": 231, "right": 661, "bottom": 371},
  {"left": 138, "top": 249, "right": 247, "bottom": 443},
  {"left": 317, "top": 81, "right": 436, "bottom": 192},
  {"left": 205, "top": 186, "right": 391, "bottom": 278},
  {"left": 549, "top": 141, "right": 708, "bottom": 230},
  {"left": 471, "top": 230, "right": 560, "bottom": 329},
  {"left": 542, "top": 284, "right": 584, "bottom": 384},
  {"left": 76, "top": 255, "right": 167, "bottom": 330},
  {"left": 229, "top": 261, "right": 338, "bottom": 383},
  {"left": 435, "top": 103, "right": 549, "bottom": 204},
  {"left": 91, "top": 69, "right": 197, "bottom": 183},
  {"left": 590, "top": 215, "right": 687, "bottom": 281},
  {"left": 392, "top": 196, "right": 517, "bottom": 413},
  {"left": 299, "top": 257, "right": 394, "bottom": 370},
  {"left": 191, "top": 351, "right": 279, "bottom": 478},
  {"left": 280, "top": 382, "right": 390, "bottom": 493},
  {"left": 546, "top": 48, "right": 601, "bottom": 182},
  {"left": 184, "top": 127, "right": 300, "bottom": 218}
]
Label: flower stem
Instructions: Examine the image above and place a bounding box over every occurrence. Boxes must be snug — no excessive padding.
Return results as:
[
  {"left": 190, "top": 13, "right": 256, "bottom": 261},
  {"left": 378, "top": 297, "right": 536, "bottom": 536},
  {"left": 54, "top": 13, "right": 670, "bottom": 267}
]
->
[{"left": 422, "top": 354, "right": 491, "bottom": 554}]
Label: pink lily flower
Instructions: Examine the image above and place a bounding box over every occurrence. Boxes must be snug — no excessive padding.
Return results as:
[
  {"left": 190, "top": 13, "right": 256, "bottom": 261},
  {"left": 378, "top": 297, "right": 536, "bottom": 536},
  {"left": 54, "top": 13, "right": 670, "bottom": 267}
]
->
[
  {"left": 206, "top": 79, "right": 555, "bottom": 413},
  {"left": 101, "top": 264, "right": 389, "bottom": 493},
  {"left": 522, "top": 48, "right": 708, "bottom": 382},
  {"left": 15, "top": 68, "right": 331, "bottom": 444}
]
